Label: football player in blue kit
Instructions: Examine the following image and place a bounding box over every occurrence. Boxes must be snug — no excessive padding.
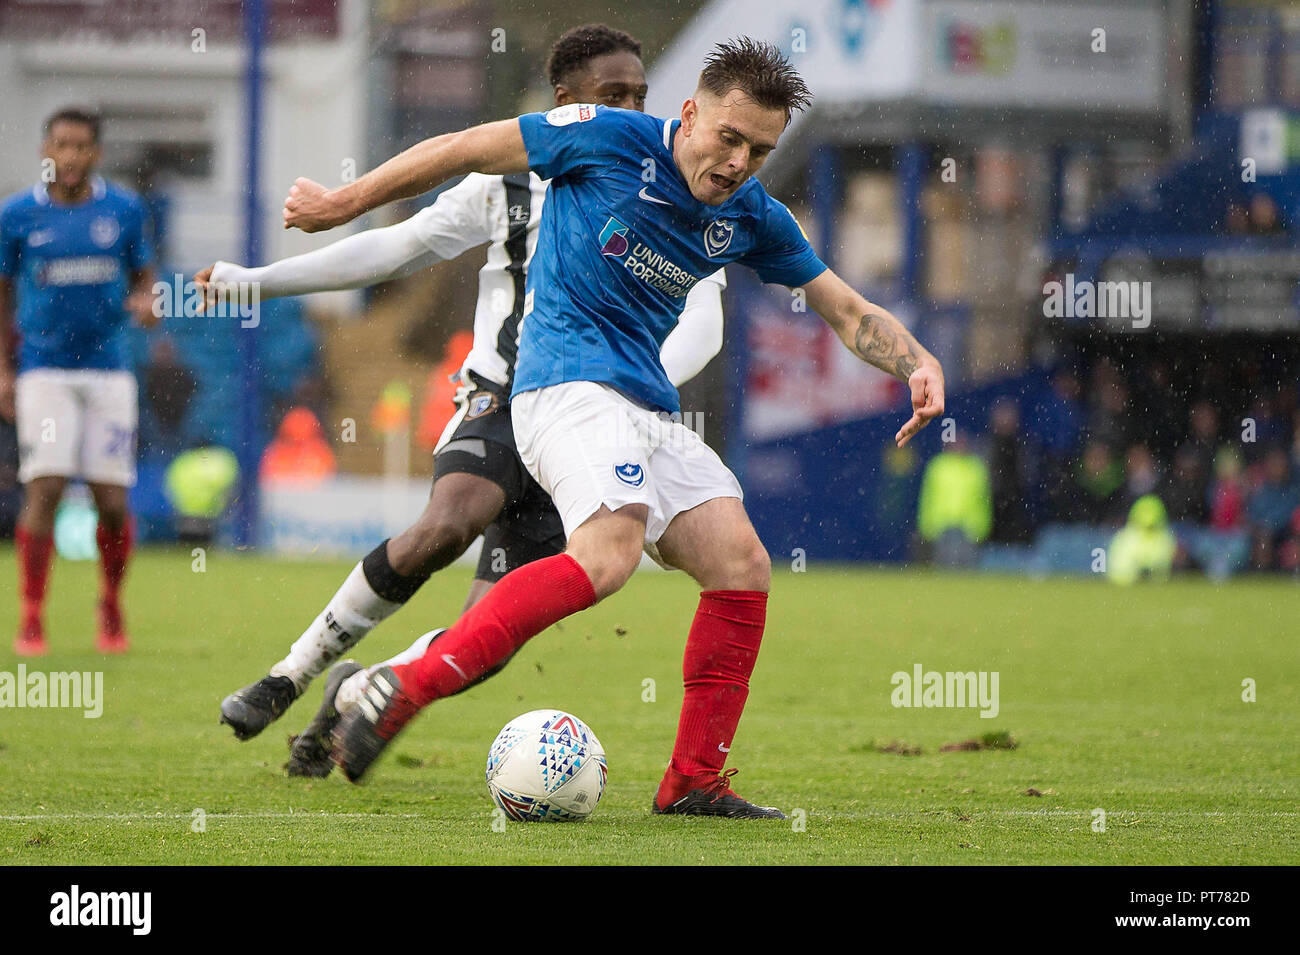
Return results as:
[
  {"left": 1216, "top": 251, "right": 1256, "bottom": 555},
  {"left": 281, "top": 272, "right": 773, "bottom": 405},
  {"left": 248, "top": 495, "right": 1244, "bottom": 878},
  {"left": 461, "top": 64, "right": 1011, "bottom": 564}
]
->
[
  {"left": 0, "top": 108, "right": 157, "bottom": 656},
  {"left": 283, "top": 38, "right": 945, "bottom": 817}
]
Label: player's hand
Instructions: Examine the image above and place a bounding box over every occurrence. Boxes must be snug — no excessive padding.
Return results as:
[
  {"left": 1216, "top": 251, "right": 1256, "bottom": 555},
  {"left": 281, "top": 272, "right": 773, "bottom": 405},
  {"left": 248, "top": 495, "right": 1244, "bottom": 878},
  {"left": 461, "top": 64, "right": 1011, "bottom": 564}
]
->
[
  {"left": 895, "top": 359, "right": 945, "bottom": 448},
  {"left": 0, "top": 368, "right": 15, "bottom": 423},
  {"left": 127, "top": 286, "right": 160, "bottom": 329},
  {"left": 192, "top": 265, "right": 221, "bottom": 314},
  {"left": 282, "top": 177, "right": 352, "bottom": 233}
]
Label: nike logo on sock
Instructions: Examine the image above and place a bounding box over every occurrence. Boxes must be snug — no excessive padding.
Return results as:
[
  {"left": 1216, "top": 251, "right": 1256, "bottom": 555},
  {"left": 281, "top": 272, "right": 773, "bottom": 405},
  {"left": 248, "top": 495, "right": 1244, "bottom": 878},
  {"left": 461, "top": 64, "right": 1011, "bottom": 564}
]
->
[
  {"left": 441, "top": 654, "right": 468, "bottom": 681},
  {"left": 718, "top": 742, "right": 731, "bottom": 753}
]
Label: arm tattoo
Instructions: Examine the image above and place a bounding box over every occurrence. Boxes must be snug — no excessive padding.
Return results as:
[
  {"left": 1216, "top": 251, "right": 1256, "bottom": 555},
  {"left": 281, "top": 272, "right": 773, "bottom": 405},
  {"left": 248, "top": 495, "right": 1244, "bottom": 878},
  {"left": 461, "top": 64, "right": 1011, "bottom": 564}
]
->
[{"left": 854, "top": 312, "right": 921, "bottom": 381}]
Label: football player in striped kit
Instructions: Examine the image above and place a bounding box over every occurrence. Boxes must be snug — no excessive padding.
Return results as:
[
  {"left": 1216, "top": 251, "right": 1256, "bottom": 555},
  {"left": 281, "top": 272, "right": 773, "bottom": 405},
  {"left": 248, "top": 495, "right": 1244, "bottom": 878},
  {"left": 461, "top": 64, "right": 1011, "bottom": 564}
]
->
[
  {"left": 205, "top": 25, "right": 727, "bottom": 764},
  {"left": 0, "top": 108, "right": 157, "bottom": 656}
]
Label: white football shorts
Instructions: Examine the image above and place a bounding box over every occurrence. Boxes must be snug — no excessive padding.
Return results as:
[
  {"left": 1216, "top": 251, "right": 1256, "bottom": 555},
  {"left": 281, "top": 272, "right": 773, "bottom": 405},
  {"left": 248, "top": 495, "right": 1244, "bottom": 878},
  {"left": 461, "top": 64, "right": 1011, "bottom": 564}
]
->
[
  {"left": 15, "top": 368, "right": 138, "bottom": 486},
  {"left": 511, "top": 380, "right": 742, "bottom": 548}
]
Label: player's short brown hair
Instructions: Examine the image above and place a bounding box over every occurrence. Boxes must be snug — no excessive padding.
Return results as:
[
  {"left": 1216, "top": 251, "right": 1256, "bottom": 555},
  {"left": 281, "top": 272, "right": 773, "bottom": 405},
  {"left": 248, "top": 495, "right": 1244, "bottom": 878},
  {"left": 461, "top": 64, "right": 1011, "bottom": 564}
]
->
[
  {"left": 547, "top": 24, "right": 643, "bottom": 89},
  {"left": 697, "top": 37, "right": 812, "bottom": 123},
  {"left": 44, "top": 107, "right": 101, "bottom": 143}
]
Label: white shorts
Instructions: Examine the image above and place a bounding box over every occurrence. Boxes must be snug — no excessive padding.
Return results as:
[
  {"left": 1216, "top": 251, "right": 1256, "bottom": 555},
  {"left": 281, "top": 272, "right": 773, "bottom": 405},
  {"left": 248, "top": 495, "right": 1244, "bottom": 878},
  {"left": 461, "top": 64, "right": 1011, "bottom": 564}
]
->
[
  {"left": 16, "top": 368, "right": 138, "bottom": 486},
  {"left": 511, "top": 380, "right": 742, "bottom": 547}
]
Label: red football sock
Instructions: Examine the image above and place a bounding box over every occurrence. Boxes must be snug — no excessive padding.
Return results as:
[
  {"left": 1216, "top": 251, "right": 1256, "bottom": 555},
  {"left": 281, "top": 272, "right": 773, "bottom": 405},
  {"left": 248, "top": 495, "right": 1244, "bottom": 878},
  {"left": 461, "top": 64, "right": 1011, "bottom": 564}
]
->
[
  {"left": 96, "top": 518, "right": 134, "bottom": 611},
  {"left": 16, "top": 526, "right": 55, "bottom": 625},
  {"left": 393, "top": 553, "right": 596, "bottom": 706},
  {"left": 656, "top": 590, "right": 768, "bottom": 809}
]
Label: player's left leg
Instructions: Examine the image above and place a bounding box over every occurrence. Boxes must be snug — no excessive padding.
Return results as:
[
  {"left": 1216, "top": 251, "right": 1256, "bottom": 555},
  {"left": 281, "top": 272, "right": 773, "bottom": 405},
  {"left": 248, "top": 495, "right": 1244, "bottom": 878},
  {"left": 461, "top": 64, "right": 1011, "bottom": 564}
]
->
[
  {"left": 637, "top": 414, "right": 784, "bottom": 818},
  {"left": 81, "top": 369, "right": 139, "bottom": 654},
  {"left": 87, "top": 481, "right": 133, "bottom": 653},
  {"left": 651, "top": 496, "right": 783, "bottom": 818}
]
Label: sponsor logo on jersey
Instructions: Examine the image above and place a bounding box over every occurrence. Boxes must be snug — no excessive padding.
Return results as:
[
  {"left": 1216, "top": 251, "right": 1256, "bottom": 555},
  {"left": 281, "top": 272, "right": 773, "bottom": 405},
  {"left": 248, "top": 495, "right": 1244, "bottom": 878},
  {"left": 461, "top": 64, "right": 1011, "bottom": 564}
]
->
[
  {"left": 544, "top": 103, "right": 597, "bottom": 127},
  {"left": 614, "top": 462, "right": 645, "bottom": 487},
  {"left": 27, "top": 229, "right": 54, "bottom": 248},
  {"left": 37, "top": 256, "right": 119, "bottom": 287},
  {"left": 90, "top": 216, "right": 120, "bottom": 249},
  {"left": 599, "top": 217, "right": 629, "bottom": 257},
  {"left": 598, "top": 218, "right": 700, "bottom": 299},
  {"left": 465, "top": 391, "right": 498, "bottom": 420},
  {"left": 704, "top": 219, "right": 734, "bottom": 257}
]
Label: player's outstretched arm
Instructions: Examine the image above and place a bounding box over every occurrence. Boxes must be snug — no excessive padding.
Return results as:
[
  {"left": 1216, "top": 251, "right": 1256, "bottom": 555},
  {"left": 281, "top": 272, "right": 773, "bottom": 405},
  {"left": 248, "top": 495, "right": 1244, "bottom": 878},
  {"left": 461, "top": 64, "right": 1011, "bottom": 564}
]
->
[
  {"left": 201, "top": 174, "right": 496, "bottom": 303},
  {"left": 196, "top": 218, "right": 442, "bottom": 302},
  {"left": 803, "top": 269, "right": 945, "bottom": 448},
  {"left": 283, "top": 119, "right": 528, "bottom": 233}
]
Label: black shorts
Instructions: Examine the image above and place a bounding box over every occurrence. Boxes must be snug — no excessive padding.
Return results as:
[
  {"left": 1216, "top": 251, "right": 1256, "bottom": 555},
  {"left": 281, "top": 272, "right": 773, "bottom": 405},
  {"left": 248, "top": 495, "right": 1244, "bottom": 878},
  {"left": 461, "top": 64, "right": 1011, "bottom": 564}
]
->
[{"left": 431, "top": 376, "right": 565, "bottom": 582}]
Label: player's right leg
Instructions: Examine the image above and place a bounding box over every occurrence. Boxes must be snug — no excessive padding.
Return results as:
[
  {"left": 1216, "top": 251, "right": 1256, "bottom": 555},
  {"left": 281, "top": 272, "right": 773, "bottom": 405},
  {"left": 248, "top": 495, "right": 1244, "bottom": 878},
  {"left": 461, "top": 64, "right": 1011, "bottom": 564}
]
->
[
  {"left": 220, "top": 378, "right": 526, "bottom": 739},
  {"left": 13, "top": 369, "right": 80, "bottom": 655},
  {"left": 219, "top": 471, "right": 503, "bottom": 739},
  {"left": 330, "top": 381, "right": 655, "bottom": 781},
  {"left": 286, "top": 517, "right": 565, "bottom": 776}
]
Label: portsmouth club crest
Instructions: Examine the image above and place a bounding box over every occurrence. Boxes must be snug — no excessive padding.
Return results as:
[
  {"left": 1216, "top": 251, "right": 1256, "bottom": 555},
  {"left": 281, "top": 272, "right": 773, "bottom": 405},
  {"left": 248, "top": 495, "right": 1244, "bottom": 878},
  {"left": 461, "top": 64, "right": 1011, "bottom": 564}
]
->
[
  {"left": 704, "top": 219, "right": 733, "bottom": 258},
  {"left": 90, "top": 216, "right": 120, "bottom": 249}
]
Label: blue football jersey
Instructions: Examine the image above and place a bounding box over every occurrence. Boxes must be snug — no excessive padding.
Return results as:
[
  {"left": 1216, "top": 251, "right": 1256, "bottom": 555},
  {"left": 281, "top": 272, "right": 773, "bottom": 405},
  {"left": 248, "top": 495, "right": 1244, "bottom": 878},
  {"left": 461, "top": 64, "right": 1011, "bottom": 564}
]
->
[
  {"left": 0, "top": 176, "right": 154, "bottom": 372},
  {"left": 516, "top": 104, "right": 826, "bottom": 413}
]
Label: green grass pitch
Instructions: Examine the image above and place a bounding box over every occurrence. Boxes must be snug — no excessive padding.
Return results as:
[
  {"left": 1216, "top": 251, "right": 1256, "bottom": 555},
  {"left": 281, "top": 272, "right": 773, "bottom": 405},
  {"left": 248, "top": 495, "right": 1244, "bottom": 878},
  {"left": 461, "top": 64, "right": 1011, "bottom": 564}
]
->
[{"left": 0, "top": 548, "right": 1296, "bottom": 865}]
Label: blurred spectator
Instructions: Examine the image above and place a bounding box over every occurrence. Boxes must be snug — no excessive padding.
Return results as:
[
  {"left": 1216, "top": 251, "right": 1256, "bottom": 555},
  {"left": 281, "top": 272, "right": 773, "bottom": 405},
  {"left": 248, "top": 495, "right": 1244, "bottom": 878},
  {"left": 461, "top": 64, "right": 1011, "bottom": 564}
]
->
[
  {"left": 1241, "top": 394, "right": 1282, "bottom": 464},
  {"left": 142, "top": 336, "right": 195, "bottom": 458},
  {"left": 1248, "top": 192, "right": 1285, "bottom": 236},
  {"left": 1224, "top": 200, "right": 1250, "bottom": 236},
  {"left": 1247, "top": 448, "right": 1299, "bottom": 569},
  {"left": 1118, "top": 443, "right": 1162, "bottom": 517},
  {"left": 1032, "top": 368, "right": 1083, "bottom": 462},
  {"left": 1086, "top": 367, "right": 1132, "bottom": 453},
  {"left": 1209, "top": 447, "right": 1247, "bottom": 531},
  {"left": 1107, "top": 495, "right": 1176, "bottom": 585},
  {"left": 917, "top": 433, "right": 991, "bottom": 567},
  {"left": 1133, "top": 361, "right": 1182, "bottom": 461},
  {"left": 1069, "top": 440, "right": 1124, "bottom": 524},
  {"left": 988, "top": 398, "right": 1033, "bottom": 543},
  {"left": 1164, "top": 444, "right": 1210, "bottom": 523},
  {"left": 260, "top": 407, "right": 337, "bottom": 485}
]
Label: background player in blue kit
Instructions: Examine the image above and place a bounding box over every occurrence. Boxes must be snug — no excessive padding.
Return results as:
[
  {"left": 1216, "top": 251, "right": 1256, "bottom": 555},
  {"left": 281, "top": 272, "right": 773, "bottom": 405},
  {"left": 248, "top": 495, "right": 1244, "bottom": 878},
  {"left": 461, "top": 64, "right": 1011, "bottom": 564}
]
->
[
  {"left": 283, "top": 39, "right": 945, "bottom": 816},
  {"left": 0, "top": 108, "right": 158, "bottom": 656}
]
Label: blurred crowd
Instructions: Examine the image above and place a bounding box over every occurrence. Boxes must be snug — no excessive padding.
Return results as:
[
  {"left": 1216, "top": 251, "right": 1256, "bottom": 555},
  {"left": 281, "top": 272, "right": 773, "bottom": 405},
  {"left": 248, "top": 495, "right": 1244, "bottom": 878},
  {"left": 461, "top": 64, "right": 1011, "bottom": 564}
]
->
[{"left": 920, "top": 357, "right": 1300, "bottom": 577}]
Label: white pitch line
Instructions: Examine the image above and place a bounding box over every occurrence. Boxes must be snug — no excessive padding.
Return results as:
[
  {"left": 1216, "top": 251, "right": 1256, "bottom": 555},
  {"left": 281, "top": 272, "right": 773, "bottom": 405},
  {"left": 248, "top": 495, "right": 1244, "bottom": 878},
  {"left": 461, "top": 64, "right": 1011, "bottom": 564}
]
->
[
  {"left": 0, "top": 809, "right": 1295, "bottom": 822},
  {"left": 0, "top": 812, "right": 422, "bottom": 821}
]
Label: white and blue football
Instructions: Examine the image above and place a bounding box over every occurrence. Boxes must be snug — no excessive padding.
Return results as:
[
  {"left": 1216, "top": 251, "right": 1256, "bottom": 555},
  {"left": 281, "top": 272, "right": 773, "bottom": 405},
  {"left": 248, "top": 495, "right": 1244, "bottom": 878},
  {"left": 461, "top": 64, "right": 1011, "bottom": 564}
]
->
[{"left": 486, "top": 709, "right": 607, "bottom": 822}]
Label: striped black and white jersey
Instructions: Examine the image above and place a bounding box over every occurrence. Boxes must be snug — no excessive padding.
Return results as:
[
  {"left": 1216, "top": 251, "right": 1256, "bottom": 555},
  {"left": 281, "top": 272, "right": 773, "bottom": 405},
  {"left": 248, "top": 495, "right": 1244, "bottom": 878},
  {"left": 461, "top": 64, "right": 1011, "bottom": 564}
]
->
[
  {"left": 410, "top": 172, "right": 726, "bottom": 392},
  {"left": 211, "top": 173, "right": 725, "bottom": 392}
]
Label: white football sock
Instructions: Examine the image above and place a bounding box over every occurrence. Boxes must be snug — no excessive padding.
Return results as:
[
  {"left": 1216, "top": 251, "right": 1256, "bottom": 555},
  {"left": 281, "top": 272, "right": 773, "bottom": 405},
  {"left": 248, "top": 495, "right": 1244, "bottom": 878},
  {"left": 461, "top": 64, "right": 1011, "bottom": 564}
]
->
[
  {"left": 335, "top": 628, "right": 445, "bottom": 715},
  {"left": 270, "top": 563, "right": 403, "bottom": 691}
]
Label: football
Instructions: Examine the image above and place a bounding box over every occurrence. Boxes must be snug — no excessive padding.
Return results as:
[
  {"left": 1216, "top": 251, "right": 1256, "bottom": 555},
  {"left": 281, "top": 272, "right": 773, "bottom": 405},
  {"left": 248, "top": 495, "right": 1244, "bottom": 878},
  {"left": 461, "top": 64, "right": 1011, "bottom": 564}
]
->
[{"left": 485, "top": 709, "right": 608, "bottom": 821}]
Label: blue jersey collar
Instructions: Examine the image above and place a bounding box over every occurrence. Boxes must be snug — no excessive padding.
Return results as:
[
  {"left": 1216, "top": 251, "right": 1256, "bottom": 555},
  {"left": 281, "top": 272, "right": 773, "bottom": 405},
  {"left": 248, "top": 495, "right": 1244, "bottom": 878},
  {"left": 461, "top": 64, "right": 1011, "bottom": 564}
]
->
[{"left": 33, "top": 175, "right": 106, "bottom": 206}]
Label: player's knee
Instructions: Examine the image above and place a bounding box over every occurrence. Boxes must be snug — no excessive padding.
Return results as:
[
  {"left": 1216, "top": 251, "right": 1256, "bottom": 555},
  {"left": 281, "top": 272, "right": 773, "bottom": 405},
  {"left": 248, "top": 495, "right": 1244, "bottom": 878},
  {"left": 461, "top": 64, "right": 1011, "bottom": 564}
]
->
[
  {"left": 96, "top": 505, "right": 129, "bottom": 530},
  {"left": 408, "top": 516, "right": 478, "bottom": 570},
  {"left": 734, "top": 537, "right": 771, "bottom": 592},
  {"left": 571, "top": 540, "right": 642, "bottom": 601}
]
